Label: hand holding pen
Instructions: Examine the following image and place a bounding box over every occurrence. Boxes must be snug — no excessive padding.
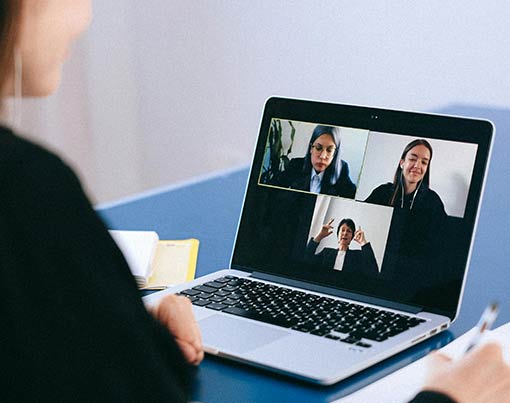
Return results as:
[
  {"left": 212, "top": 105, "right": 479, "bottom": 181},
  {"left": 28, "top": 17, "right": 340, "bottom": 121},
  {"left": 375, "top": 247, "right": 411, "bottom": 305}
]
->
[
  {"left": 420, "top": 302, "right": 510, "bottom": 403},
  {"left": 464, "top": 302, "right": 499, "bottom": 353}
]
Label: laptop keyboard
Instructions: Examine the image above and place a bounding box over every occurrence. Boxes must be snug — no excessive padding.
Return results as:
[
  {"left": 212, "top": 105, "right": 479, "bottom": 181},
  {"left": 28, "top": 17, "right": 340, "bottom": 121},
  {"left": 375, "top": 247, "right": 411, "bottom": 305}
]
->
[{"left": 178, "top": 276, "right": 426, "bottom": 348}]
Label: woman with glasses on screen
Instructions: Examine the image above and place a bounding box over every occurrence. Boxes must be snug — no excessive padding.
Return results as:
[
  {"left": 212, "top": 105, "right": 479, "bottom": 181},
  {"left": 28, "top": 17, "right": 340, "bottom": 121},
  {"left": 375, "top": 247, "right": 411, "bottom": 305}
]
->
[{"left": 272, "top": 125, "right": 356, "bottom": 198}]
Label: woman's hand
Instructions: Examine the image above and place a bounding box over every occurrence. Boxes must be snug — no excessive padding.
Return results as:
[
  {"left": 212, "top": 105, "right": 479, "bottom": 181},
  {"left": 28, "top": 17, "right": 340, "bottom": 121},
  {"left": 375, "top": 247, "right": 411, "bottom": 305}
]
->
[
  {"left": 314, "top": 218, "right": 334, "bottom": 242},
  {"left": 152, "top": 294, "right": 204, "bottom": 366},
  {"left": 353, "top": 227, "right": 368, "bottom": 246},
  {"left": 420, "top": 342, "right": 510, "bottom": 403}
]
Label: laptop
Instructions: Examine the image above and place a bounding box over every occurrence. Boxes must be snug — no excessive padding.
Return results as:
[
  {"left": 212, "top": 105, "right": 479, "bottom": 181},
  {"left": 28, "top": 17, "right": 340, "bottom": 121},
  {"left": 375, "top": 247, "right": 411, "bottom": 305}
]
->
[{"left": 144, "top": 97, "right": 493, "bottom": 385}]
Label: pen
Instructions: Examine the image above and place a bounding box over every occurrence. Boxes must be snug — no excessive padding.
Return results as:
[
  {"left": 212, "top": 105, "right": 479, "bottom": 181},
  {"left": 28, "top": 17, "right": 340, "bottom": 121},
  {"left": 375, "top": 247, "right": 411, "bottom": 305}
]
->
[{"left": 464, "top": 302, "right": 499, "bottom": 353}]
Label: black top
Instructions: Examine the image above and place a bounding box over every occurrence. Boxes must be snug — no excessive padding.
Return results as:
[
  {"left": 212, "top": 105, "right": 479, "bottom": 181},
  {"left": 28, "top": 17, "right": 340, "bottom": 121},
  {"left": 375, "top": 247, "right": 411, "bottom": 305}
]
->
[
  {"left": 365, "top": 182, "right": 446, "bottom": 215},
  {"left": 305, "top": 239, "right": 379, "bottom": 275},
  {"left": 0, "top": 128, "right": 192, "bottom": 402},
  {"left": 364, "top": 182, "right": 448, "bottom": 290},
  {"left": 271, "top": 157, "right": 356, "bottom": 198},
  {"left": 410, "top": 391, "right": 456, "bottom": 403}
]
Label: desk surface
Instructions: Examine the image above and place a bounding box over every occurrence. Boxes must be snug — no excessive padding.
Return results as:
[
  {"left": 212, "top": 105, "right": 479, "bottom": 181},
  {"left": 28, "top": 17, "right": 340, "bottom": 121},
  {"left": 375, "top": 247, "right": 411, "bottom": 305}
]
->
[{"left": 98, "top": 105, "right": 510, "bottom": 402}]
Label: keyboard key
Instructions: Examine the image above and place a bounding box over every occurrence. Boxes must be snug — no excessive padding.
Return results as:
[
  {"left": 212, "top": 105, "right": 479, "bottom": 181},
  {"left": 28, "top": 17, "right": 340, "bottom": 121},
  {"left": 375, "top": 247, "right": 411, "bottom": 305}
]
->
[
  {"left": 181, "top": 289, "right": 201, "bottom": 296},
  {"left": 340, "top": 336, "right": 360, "bottom": 344},
  {"left": 206, "top": 303, "right": 228, "bottom": 311},
  {"left": 292, "top": 324, "right": 313, "bottom": 333},
  {"left": 204, "top": 281, "right": 226, "bottom": 289},
  {"left": 214, "top": 277, "right": 232, "bottom": 284},
  {"left": 193, "top": 285, "right": 217, "bottom": 294},
  {"left": 192, "top": 299, "right": 211, "bottom": 307},
  {"left": 222, "top": 306, "right": 297, "bottom": 328},
  {"left": 310, "top": 328, "right": 330, "bottom": 336},
  {"left": 215, "top": 290, "right": 232, "bottom": 297}
]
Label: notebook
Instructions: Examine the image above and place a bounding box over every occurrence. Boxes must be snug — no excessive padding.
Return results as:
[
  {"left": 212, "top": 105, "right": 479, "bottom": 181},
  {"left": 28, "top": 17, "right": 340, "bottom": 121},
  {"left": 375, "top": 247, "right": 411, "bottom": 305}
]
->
[
  {"left": 109, "top": 230, "right": 198, "bottom": 289},
  {"left": 144, "top": 97, "right": 493, "bottom": 385},
  {"left": 109, "top": 230, "right": 158, "bottom": 287}
]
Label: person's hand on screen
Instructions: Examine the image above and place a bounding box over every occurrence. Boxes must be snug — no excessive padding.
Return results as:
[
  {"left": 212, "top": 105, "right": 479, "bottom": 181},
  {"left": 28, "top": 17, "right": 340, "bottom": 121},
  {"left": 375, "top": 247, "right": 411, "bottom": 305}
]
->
[
  {"left": 314, "top": 218, "right": 334, "bottom": 242},
  {"left": 353, "top": 227, "right": 368, "bottom": 246}
]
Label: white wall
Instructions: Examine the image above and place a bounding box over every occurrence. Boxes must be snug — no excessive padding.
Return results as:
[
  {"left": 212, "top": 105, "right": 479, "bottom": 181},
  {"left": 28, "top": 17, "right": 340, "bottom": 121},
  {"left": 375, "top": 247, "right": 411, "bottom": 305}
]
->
[{"left": 16, "top": 1, "right": 510, "bottom": 203}]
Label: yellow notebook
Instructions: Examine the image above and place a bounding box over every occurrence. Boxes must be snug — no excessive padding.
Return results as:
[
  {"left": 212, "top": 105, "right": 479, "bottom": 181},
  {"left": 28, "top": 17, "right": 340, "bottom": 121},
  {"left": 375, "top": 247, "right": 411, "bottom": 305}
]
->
[
  {"left": 144, "top": 239, "right": 199, "bottom": 290},
  {"left": 109, "top": 230, "right": 198, "bottom": 289}
]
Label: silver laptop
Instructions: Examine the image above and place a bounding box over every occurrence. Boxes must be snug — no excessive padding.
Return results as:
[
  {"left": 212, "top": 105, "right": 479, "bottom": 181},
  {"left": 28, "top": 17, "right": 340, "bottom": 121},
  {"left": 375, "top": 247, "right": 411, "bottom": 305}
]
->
[{"left": 144, "top": 97, "right": 493, "bottom": 385}]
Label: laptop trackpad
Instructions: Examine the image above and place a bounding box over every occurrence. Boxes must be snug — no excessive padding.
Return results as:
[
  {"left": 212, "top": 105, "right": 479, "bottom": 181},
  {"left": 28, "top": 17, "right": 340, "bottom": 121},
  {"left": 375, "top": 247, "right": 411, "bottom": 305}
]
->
[{"left": 198, "top": 314, "right": 290, "bottom": 354}]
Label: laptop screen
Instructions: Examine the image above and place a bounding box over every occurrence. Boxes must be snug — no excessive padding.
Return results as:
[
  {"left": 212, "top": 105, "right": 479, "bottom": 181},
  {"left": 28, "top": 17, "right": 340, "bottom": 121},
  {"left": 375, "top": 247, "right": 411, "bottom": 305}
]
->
[{"left": 232, "top": 97, "right": 493, "bottom": 319}]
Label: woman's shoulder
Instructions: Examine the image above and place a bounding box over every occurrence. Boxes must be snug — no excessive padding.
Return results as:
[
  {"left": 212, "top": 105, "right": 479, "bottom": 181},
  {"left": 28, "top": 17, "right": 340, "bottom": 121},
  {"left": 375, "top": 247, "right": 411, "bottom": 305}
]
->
[
  {"left": 373, "top": 182, "right": 394, "bottom": 192},
  {"left": 281, "top": 157, "right": 306, "bottom": 179},
  {"left": 0, "top": 126, "right": 82, "bottom": 204},
  {"left": 1, "top": 126, "right": 65, "bottom": 165},
  {"left": 421, "top": 186, "right": 446, "bottom": 212},
  {"left": 288, "top": 157, "right": 305, "bottom": 170},
  {"left": 424, "top": 186, "right": 442, "bottom": 200},
  {"left": 0, "top": 126, "right": 74, "bottom": 180},
  {"left": 365, "top": 182, "right": 394, "bottom": 204}
]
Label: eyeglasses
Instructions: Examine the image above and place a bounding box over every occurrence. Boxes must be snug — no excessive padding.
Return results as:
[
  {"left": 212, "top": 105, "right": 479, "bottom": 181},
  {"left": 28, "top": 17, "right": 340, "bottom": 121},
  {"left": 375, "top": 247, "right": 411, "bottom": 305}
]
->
[{"left": 311, "top": 144, "right": 336, "bottom": 157}]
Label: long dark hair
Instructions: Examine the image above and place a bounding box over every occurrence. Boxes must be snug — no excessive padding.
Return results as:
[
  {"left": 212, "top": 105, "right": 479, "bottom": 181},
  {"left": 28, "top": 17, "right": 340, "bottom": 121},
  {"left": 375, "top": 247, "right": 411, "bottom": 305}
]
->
[
  {"left": 0, "top": 1, "right": 22, "bottom": 98},
  {"left": 389, "top": 139, "right": 433, "bottom": 205},
  {"left": 302, "top": 125, "right": 343, "bottom": 186}
]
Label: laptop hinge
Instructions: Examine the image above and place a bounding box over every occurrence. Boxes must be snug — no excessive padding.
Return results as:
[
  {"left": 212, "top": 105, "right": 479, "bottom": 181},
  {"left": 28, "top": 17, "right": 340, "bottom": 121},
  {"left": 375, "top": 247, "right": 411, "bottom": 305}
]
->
[{"left": 250, "top": 272, "right": 423, "bottom": 314}]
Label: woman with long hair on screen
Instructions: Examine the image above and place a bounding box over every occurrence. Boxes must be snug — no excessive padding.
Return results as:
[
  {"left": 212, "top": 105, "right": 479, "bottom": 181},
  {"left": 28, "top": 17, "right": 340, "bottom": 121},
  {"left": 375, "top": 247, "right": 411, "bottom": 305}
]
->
[
  {"left": 1, "top": 2, "right": 508, "bottom": 402},
  {"left": 365, "top": 138, "right": 446, "bottom": 215},
  {"left": 364, "top": 138, "right": 448, "bottom": 284},
  {"left": 0, "top": 2, "right": 201, "bottom": 402},
  {"left": 272, "top": 125, "right": 356, "bottom": 198}
]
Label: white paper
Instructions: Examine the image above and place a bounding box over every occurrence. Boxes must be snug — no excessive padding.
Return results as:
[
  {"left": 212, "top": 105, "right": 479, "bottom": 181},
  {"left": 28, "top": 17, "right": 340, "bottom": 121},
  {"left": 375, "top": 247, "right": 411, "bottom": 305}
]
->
[
  {"left": 109, "top": 230, "right": 159, "bottom": 285},
  {"left": 337, "top": 323, "right": 510, "bottom": 403}
]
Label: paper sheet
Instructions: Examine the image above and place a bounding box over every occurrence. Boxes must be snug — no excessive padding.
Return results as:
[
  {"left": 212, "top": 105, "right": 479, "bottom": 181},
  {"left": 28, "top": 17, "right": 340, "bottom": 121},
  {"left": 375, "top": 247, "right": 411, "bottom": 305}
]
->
[
  {"left": 109, "top": 230, "right": 159, "bottom": 286},
  {"left": 336, "top": 323, "right": 510, "bottom": 403}
]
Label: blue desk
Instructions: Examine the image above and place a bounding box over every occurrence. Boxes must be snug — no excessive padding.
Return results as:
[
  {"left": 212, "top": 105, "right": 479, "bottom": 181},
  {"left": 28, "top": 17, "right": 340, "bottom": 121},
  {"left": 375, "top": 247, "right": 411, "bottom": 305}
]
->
[{"left": 98, "top": 105, "right": 510, "bottom": 402}]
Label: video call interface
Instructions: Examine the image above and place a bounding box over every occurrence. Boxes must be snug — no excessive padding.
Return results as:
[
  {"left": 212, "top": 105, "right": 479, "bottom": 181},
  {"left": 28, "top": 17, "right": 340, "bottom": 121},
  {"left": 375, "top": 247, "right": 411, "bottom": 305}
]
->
[{"left": 233, "top": 118, "right": 481, "bottom": 315}]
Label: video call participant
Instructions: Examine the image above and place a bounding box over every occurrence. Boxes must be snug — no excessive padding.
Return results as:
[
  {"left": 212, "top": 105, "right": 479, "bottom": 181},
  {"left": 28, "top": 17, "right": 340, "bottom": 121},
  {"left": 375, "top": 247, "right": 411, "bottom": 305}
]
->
[
  {"left": 271, "top": 125, "right": 356, "bottom": 198},
  {"left": 364, "top": 138, "right": 446, "bottom": 215},
  {"left": 305, "top": 218, "right": 378, "bottom": 275},
  {"left": 363, "top": 139, "right": 448, "bottom": 291}
]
